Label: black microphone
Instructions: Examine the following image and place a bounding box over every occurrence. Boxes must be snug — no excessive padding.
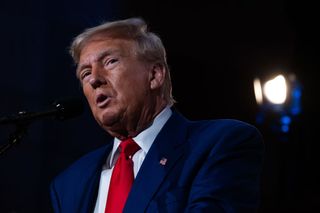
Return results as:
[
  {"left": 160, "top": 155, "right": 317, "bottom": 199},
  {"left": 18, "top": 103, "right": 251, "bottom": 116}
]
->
[{"left": 0, "top": 97, "right": 84, "bottom": 125}]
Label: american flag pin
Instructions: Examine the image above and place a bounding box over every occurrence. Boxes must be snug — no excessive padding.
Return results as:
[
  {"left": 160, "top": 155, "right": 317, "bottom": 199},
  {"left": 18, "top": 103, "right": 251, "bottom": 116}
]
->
[{"left": 159, "top": 157, "right": 167, "bottom": 166}]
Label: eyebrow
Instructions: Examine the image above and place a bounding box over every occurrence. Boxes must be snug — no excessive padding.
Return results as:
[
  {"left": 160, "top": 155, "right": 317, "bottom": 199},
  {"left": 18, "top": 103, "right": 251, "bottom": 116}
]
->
[{"left": 76, "top": 49, "right": 120, "bottom": 77}]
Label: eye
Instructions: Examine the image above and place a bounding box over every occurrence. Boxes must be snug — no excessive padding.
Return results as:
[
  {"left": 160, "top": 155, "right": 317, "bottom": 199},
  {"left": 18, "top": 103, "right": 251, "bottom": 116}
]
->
[
  {"left": 104, "top": 58, "right": 119, "bottom": 67},
  {"left": 80, "top": 69, "right": 91, "bottom": 81}
]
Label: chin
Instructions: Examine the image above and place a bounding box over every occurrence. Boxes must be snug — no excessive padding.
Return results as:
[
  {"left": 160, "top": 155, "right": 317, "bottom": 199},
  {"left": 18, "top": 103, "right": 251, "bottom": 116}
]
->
[{"left": 99, "top": 110, "right": 120, "bottom": 128}]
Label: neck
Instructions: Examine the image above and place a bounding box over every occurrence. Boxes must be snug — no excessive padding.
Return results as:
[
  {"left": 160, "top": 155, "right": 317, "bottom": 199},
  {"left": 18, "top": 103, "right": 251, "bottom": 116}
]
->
[
  {"left": 129, "top": 102, "right": 167, "bottom": 137},
  {"left": 108, "top": 99, "right": 168, "bottom": 140}
]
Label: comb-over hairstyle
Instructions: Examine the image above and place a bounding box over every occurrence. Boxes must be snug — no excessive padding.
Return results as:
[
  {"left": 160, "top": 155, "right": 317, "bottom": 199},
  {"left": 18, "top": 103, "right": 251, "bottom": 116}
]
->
[{"left": 69, "top": 17, "right": 175, "bottom": 106}]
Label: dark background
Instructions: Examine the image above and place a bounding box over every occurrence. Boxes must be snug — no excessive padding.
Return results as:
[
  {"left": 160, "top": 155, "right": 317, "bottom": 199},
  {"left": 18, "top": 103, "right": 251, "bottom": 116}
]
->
[{"left": 0, "top": 0, "right": 319, "bottom": 212}]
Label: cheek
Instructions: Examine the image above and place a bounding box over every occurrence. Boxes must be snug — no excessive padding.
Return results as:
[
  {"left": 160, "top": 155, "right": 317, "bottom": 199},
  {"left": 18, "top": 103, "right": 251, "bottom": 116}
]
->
[
  {"left": 83, "top": 86, "right": 95, "bottom": 105},
  {"left": 121, "top": 83, "right": 149, "bottom": 105},
  {"left": 122, "top": 72, "right": 149, "bottom": 93}
]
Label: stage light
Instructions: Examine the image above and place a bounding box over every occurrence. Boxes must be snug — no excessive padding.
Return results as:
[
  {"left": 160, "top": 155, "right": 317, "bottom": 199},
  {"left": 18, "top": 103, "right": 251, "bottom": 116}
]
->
[
  {"left": 253, "top": 72, "right": 302, "bottom": 135},
  {"left": 254, "top": 74, "right": 288, "bottom": 106},
  {"left": 263, "top": 75, "right": 287, "bottom": 104}
]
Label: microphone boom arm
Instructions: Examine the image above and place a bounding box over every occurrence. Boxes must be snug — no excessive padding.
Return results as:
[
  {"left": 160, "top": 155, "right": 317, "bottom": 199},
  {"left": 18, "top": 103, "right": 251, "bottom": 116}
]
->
[{"left": 0, "top": 97, "right": 83, "bottom": 156}]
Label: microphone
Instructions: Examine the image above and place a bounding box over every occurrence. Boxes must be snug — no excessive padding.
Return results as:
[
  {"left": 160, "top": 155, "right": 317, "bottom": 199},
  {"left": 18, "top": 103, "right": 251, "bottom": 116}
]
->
[{"left": 0, "top": 97, "right": 84, "bottom": 125}]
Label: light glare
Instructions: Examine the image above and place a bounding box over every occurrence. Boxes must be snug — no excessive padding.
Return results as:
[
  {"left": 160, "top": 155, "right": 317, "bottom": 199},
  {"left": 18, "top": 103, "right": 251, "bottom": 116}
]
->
[
  {"left": 253, "top": 78, "right": 263, "bottom": 105},
  {"left": 263, "top": 75, "right": 287, "bottom": 104}
]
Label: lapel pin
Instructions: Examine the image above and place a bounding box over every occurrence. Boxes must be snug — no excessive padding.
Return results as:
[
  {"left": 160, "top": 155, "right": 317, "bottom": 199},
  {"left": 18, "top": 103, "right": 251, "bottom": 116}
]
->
[{"left": 159, "top": 157, "right": 167, "bottom": 166}]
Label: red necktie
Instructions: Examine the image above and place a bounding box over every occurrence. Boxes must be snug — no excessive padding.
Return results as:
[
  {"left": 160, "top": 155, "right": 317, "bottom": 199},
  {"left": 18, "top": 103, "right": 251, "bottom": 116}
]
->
[{"left": 105, "top": 138, "right": 141, "bottom": 213}]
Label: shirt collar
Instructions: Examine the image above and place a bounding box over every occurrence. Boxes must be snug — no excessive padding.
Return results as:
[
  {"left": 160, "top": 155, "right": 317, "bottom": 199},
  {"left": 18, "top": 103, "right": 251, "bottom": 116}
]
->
[{"left": 109, "top": 106, "right": 172, "bottom": 165}]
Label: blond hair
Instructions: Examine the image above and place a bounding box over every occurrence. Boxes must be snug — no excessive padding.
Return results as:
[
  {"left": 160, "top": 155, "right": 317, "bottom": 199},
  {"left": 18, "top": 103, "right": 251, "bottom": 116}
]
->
[{"left": 69, "top": 17, "right": 175, "bottom": 106}]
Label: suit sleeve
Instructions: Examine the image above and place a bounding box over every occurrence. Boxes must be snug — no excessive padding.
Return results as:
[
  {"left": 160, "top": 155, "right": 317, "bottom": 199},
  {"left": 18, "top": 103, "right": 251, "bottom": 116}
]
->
[
  {"left": 186, "top": 123, "right": 264, "bottom": 213},
  {"left": 50, "top": 180, "right": 61, "bottom": 213}
]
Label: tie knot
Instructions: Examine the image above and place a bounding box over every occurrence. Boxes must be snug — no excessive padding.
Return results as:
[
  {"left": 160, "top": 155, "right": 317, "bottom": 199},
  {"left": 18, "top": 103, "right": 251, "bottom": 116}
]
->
[{"left": 119, "top": 138, "right": 140, "bottom": 157}]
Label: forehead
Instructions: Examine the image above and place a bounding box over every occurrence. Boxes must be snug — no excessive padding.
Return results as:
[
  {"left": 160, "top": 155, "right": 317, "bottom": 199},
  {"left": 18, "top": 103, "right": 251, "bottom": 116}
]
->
[
  {"left": 79, "top": 38, "right": 135, "bottom": 62},
  {"left": 76, "top": 39, "right": 137, "bottom": 77}
]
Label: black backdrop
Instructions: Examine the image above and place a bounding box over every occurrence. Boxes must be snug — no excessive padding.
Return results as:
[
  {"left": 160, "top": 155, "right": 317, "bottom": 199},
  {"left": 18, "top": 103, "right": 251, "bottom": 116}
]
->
[{"left": 0, "top": 0, "right": 319, "bottom": 212}]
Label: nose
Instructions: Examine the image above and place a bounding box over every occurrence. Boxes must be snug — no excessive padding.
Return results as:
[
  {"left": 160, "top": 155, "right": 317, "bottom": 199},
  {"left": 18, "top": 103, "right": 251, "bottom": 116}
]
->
[{"left": 89, "top": 69, "right": 106, "bottom": 89}]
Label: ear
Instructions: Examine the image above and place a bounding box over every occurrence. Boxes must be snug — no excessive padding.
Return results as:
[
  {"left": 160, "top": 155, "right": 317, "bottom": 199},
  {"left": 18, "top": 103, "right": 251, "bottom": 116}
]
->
[{"left": 149, "top": 63, "right": 166, "bottom": 90}]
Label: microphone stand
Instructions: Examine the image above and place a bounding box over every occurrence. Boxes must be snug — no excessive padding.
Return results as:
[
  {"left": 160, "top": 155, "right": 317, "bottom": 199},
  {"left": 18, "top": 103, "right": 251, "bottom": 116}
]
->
[
  {"left": 0, "top": 97, "right": 83, "bottom": 155},
  {"left": 0, "top": 121, "right": 28, "bottom": 156},
  {"left": 0, "top": 109, "right": 57, "bottom": 156}
]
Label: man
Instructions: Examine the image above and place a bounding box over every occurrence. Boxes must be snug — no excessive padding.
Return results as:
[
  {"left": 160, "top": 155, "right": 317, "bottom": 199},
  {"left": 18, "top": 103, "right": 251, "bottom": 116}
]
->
[{"left": 50, "top": 17, "right": 264, "bottom": 213}]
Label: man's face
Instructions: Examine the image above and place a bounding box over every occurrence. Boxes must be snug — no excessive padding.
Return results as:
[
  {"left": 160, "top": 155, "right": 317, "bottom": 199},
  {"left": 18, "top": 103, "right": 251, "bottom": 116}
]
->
[{"left": 77, "top": 38, "right": 153, "bottom": 137}]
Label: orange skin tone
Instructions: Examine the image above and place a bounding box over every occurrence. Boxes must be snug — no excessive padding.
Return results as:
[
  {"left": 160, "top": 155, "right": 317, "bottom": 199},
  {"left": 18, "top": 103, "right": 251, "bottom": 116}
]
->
[{"left": 77, "top": 38, "right": 167, "bottom": 140}]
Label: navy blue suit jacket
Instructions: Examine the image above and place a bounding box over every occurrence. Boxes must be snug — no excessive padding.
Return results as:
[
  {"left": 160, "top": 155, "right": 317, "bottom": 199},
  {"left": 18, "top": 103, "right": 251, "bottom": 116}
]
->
[{"left": 50, "top": 110, "right": 264, "bottom": 213}]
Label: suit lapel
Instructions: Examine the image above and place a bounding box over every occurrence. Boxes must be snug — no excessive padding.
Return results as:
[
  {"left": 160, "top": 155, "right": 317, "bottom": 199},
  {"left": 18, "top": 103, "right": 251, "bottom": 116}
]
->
[
  {"left": 80, "top": 143, "right": 113, "bottom": 213},
  {"left": 124, "top": 111, "right": 190, "bottom": 212}
]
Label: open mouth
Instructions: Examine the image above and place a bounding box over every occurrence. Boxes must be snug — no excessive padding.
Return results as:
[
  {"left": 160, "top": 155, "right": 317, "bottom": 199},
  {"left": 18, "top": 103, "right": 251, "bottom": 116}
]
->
[{"left": 96, "top": 94, "right": 110, "bottom": 108}]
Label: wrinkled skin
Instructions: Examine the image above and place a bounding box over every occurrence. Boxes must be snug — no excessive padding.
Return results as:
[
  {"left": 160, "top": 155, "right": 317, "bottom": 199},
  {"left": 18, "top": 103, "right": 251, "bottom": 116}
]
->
[{"left": 77, "top": 38, "right": 167, "bottom": 139}]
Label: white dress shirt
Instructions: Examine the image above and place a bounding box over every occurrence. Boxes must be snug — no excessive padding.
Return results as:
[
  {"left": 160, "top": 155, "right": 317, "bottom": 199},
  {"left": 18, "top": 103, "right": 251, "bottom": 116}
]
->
[{"left": 93, "top": 107, "right": 172, "bottom": 213}]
